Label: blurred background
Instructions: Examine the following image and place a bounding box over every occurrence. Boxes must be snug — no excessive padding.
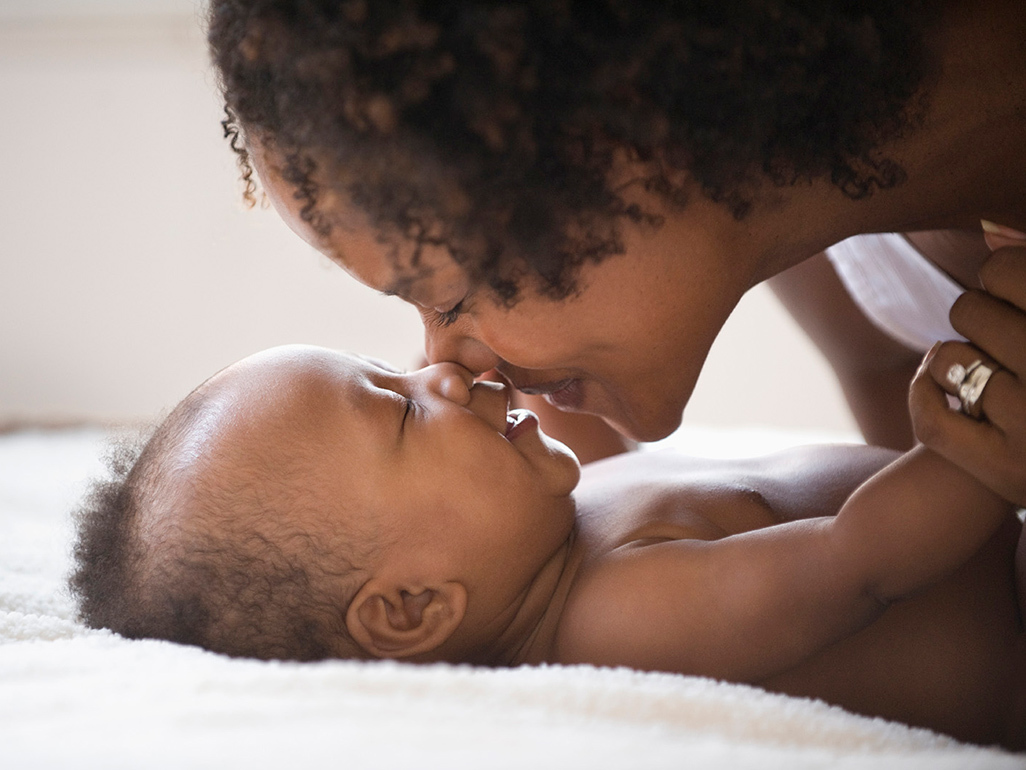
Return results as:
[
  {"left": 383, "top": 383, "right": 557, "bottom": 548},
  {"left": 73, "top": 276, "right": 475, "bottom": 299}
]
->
[{"left": 0, "top": 0, "right": 857, "bottom": 437}]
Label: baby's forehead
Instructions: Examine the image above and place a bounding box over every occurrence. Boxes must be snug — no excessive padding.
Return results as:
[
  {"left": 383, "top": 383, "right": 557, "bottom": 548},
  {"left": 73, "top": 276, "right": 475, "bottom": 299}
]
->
[
  {"left": 208, "top": 346, "right": 368, "bottom": 411},
  {"left": 134, "top": 348, "right": 384, "bottom": 551},
  {"left": 168, "top": 346, "right": 393, "bottom": 491},
  {"left": 223, "top": 344, "right": 356, "bottom": 384},
  {"left": 171, "top": 352, "right": 331, "bottom": 465}
]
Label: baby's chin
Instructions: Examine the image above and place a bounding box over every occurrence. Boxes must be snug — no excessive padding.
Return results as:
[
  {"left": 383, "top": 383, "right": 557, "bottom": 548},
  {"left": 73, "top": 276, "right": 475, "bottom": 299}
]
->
[{"left": 538, "top": 433, "right": 583, "bottom": 496}]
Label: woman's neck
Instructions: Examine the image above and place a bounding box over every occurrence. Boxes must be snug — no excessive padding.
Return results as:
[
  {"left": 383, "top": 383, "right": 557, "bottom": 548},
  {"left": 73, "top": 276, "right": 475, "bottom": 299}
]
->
[
  {"left": 885, "top": 0, "right": 1026, "bottom": 229},
  {"left": 750, "top": 0, "right": 1026, "bottom": 280}
]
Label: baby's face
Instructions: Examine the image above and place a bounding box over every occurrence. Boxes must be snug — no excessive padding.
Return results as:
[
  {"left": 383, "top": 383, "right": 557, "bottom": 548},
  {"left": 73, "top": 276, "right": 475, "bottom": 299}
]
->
[{"left": 195, "top": 345, "right": 581, "bottom": 608}]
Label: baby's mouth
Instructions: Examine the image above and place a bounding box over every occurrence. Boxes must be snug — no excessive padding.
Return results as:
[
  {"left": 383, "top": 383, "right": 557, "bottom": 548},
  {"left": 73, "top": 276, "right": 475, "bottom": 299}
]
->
[
  {"left": 504, "top": 409, "right": 535, "bottom": 440},
  {"left": 505, "top": 410, "right": 525, "bottom": 436}
]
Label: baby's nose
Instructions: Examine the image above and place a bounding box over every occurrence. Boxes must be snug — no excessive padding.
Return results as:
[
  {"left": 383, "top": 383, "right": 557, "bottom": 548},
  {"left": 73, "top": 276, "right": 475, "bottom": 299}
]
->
[{"left": 429, "top": 363, "right": 475, "bottom": 405}]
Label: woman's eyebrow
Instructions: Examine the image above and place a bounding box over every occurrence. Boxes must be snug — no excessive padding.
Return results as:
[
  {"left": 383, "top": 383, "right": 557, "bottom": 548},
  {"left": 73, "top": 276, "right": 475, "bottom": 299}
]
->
[{"left": 379, "top": 275, "right": 416, "bottom": 299}]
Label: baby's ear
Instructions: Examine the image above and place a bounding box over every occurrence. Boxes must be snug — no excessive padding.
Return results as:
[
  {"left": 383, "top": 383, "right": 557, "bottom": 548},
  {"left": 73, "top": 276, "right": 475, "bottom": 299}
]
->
[{"left": 346, "top": 580, "right": 467, "bottom": 659}]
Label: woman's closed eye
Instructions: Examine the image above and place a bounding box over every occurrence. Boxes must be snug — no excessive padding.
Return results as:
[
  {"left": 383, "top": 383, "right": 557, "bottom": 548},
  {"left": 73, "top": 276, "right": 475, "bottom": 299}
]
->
[
  {"left": 432, "top": 300, "right": 465, "bottom": 329},
  {"left": 378, "top": 286, "right": 466, "bottom": 327}
]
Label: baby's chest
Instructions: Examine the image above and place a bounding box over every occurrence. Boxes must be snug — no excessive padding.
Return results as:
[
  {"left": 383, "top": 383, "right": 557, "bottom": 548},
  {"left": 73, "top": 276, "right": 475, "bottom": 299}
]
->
[{"left": 574, "top": 475, "right": 779, "bottom": 551}]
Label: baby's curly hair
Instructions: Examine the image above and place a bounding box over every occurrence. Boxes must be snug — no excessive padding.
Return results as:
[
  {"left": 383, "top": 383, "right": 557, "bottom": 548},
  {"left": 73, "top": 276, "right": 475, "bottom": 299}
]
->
[
  {"left": 70, "top": 398, "right": 364, "bottom": 662},
  {"left": 208, "top": 0, "right": 933, "bottom": 298}
]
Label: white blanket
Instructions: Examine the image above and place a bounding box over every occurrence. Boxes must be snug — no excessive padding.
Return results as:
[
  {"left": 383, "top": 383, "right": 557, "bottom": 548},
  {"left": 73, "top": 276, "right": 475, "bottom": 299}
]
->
[{"left": 1, "top": 427, "right": 1022, "bottom": 769}]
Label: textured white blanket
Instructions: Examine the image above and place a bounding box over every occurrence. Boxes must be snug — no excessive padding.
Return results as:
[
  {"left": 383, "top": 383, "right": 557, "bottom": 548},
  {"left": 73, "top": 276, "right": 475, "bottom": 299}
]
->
[{"left": 1, "top": 428, "right": 1022, "bottom": 769}]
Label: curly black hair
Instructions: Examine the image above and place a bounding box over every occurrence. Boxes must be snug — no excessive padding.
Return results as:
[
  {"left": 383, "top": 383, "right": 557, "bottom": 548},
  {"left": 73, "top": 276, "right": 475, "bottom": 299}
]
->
[
  {"left": 208, "top": 0, "right": 933, "bottom": 298},
  {"left": 70, "top": 402, "right": 363, "bottom": 662}
]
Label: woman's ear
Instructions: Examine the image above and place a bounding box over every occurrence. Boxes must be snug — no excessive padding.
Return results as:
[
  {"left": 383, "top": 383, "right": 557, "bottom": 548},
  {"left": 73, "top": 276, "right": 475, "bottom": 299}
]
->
[{"left": 346, "top": 580, "right": 467, "bottom": 659}]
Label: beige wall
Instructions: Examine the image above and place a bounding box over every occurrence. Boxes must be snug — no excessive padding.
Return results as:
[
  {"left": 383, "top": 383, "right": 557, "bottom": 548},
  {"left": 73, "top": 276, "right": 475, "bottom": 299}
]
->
[{"left": 0, "top": 3, "right": 857, "bottom": 435}]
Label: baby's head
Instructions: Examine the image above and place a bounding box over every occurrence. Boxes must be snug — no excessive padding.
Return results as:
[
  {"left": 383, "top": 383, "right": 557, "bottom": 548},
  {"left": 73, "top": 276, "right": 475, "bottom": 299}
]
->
[{"left": 71, "top": 345, "right": 580, "bottom": 662}]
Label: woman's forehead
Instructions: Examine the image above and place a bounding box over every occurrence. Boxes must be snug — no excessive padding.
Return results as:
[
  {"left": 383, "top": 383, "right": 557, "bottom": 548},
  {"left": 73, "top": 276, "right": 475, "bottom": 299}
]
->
[
  {"left": 251, "top": 140, "right": 554, "bottom": 309},
  {"left": 323, "top": 223, "right": 472, "bottom": 307}
]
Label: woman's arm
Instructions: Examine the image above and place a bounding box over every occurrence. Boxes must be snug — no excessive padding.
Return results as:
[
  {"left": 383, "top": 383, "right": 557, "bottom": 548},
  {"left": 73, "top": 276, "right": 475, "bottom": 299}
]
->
[{"left": 768, "top": 252, "right": 922, "bottom": 450}]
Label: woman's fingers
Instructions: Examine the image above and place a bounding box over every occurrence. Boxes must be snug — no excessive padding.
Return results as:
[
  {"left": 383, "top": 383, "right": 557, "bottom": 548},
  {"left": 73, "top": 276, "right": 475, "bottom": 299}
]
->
[
  {"left": 979, "top": 243, "right": 1026, "bottom": 307},
  {"left": 927, "top": 341, "right": 1020, "bottom": 422},
  {"left": 912, "top": 341, "right": 1026, "bottom": 505},
  {"left": 950, "top": 246, "right": 1026, "bottom": 377},
  {"left": 911, "top": 231, "right": 1026, "bottom": 505},
  {"left": 981, "top": 220, "right": 1026, "bottom": 253},
  {"left": 957, "top": 245, "right": 1026, "bottom": 362},
  {"left": 950, "top": 289, "right": 1026, "bottom": 376}
]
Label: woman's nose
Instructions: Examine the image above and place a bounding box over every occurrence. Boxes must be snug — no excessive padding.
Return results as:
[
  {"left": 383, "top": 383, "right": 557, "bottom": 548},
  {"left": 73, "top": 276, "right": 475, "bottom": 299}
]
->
[{"left": 424, "top": 321, "right": 501, "bottom": 376}]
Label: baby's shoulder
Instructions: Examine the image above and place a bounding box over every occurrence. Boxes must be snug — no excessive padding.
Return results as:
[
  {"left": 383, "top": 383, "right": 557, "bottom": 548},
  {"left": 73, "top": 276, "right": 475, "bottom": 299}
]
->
[
  {"left": 575, "top": 444, "right": 899, "bottom": 550},
  {"left": 573, "top": 450, "right": 784, "bottom": 553},
  {"left": 549, "top": 530, "right": 722, "bottom": 671}
]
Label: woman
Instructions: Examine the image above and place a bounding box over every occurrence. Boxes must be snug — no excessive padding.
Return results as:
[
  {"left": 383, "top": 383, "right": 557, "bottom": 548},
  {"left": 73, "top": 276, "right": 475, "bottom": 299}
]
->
[{"left": 207, "top": 0, "right": 1026, "bottom": 502}]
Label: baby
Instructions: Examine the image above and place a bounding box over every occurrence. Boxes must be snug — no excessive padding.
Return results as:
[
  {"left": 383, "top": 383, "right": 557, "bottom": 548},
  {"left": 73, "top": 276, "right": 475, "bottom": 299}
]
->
[{"left": 71, "top": 345, "right": 1025, "bottom": 749}]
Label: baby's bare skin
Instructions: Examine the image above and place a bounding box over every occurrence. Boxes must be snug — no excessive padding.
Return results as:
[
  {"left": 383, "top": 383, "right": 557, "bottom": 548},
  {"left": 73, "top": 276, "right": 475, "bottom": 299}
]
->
[
  {"left": 118, "top": 348, "right": 1023, "bottom": 750},
  {"left": 521, "top": 446, "right": 1024, "bottom": 748}
]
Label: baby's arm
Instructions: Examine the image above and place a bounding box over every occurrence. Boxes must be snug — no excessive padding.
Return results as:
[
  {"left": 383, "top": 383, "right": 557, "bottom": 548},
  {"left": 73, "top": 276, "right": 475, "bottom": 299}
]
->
[
  {"left": 557, "top": 443, "right": 1014, "bottom": 681},
  {"left": 826, "top": 443, "right": 1012, "bottom": 600}
]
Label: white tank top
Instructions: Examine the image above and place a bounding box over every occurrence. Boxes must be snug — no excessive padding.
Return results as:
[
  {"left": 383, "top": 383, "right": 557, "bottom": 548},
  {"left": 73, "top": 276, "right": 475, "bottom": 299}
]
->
[{"left": 824, "top": 233, "right": 967, "bottom": 352}]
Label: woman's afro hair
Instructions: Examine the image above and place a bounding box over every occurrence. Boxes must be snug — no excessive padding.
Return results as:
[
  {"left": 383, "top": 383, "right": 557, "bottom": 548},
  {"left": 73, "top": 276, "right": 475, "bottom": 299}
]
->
[{"left": 208, "top": 0, "right": 932, "bottom": 298}]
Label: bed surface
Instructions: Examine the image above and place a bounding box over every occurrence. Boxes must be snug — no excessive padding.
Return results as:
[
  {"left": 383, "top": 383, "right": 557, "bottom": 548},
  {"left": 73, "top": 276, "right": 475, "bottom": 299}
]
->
[{"left": 2, "top": 427, "right": 1022, "bottom": 769}]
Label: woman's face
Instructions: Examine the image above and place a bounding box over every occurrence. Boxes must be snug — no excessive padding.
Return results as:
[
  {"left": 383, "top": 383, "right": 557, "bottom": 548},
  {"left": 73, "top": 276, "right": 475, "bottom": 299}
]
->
[
  {"left": 252, "top": 147, "right": 771, "bottom": 442},
  {"left": 198, "top": 345, "right": 581, "bottom": 608}
]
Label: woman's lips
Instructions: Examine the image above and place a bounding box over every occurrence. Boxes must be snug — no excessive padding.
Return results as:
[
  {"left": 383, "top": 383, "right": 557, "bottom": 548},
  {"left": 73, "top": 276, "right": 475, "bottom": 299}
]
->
[
  {"left": 546, "top": 379, "right": 586, "bottom": 410},
  {"left": 516, "top": 378, "right": 586, "bottom": 410}
]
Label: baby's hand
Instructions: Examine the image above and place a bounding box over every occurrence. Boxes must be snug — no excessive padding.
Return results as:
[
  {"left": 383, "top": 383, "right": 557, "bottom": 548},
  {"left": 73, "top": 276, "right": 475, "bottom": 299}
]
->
[{"left": 909, "top": 231, "right": 1026, "bottom": 506}]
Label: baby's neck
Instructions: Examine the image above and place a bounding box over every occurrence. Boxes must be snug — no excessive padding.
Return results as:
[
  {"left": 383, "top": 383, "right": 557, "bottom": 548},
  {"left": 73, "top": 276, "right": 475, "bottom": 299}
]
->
[{"left": 463, "top": 524, "right": 585, "bottom": 668}]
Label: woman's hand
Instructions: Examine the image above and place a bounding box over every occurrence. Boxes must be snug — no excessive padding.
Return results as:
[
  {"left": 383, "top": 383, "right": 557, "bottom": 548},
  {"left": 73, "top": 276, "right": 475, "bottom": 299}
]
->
[{"left": 909, "top": 234, "right": 1026, "bottom": 506}]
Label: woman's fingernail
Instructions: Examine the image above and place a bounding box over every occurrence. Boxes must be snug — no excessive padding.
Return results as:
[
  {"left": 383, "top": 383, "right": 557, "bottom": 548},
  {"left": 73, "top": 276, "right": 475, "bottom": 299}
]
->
[
  {"left": 981, "top": 220, "right": 1026, "bottom": 238},
  {"left": 917, "top": 341, "right": 941, "bottom": 375},
  {"left": 981, "top": 220, "right": 1026, "bottom": 250}
]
